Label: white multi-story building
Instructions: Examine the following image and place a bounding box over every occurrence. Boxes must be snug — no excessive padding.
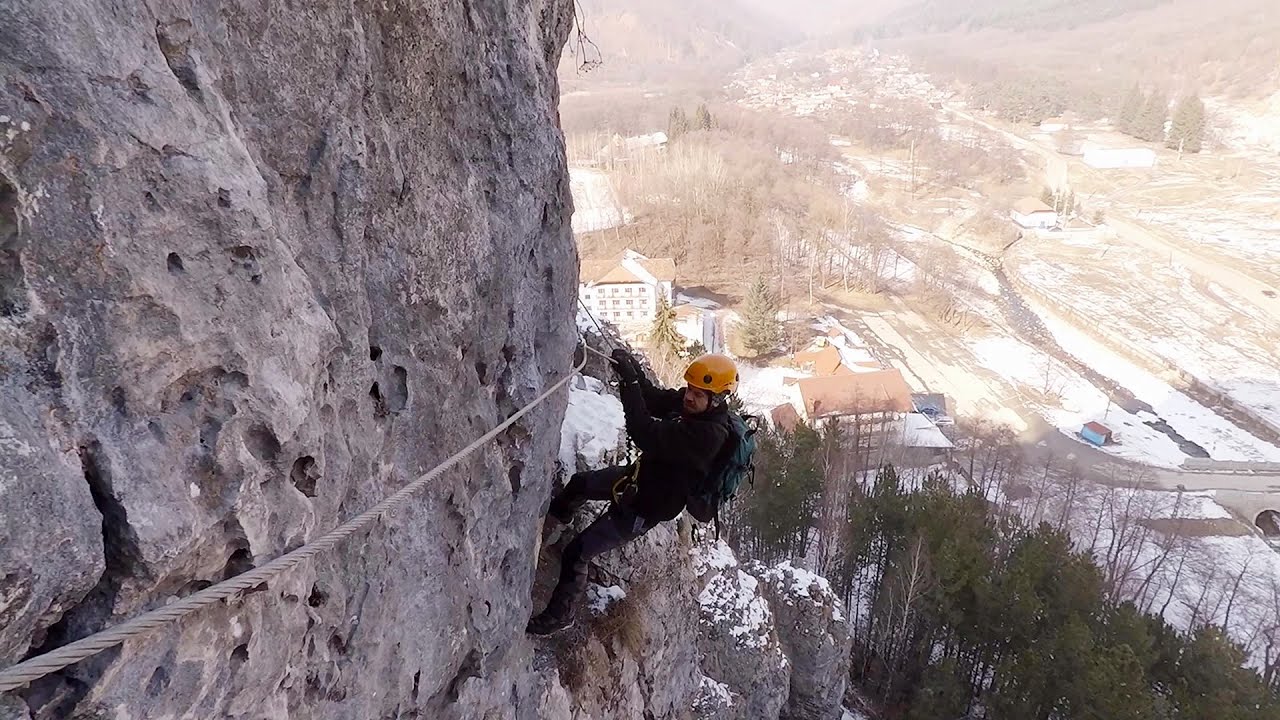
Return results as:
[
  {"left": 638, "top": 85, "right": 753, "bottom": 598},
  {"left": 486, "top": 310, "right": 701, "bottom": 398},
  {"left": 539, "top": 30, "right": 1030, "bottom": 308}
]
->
[{"left": 578, "top": 249, "right": 675, "bottom": 328}]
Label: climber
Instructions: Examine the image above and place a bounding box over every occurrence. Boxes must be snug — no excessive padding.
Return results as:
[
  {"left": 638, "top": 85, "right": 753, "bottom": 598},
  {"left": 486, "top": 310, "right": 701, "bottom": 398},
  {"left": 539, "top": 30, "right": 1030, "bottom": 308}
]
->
[{"left": 526, "top": 350, "right": 739, "bottom": 635}]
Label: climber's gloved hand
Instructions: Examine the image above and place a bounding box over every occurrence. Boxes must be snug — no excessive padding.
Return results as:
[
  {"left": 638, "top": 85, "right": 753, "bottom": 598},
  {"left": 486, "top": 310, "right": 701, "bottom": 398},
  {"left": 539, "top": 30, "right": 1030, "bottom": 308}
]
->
[{"left": 611, "top": 349, "right": 640, "bottom": 386}]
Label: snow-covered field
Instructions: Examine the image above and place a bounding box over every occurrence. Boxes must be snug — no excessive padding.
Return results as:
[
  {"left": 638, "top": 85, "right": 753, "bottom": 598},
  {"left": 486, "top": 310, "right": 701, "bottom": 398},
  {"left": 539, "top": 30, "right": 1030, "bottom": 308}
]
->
[
  {"left": 1008, "top": 235, "right": 1280, "bottom": 434},
  {"left": 1032, "top": 301, "right": 1280, "bottom": 463}
]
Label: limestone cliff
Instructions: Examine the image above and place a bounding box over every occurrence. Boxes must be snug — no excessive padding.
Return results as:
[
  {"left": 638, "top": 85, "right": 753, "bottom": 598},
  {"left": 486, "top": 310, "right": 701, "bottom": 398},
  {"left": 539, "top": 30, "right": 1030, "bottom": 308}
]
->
[
  {"left": 1, "top": 1, "right": 577, "bottom": 717},
  {"left": 1, "top": 2, "right": 854, "bottom": 718}
]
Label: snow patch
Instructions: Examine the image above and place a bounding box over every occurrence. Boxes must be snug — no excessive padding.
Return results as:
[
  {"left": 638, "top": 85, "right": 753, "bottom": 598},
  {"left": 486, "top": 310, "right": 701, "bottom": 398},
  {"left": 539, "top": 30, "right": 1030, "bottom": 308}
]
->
[
  {"left": 559, "top": 382, "right": 626, "bottom": 470},
  {"left": 586, "top": 583, "right": 626, "bottom": 614},
  {"left": 760, "top": 561, "right": 846, "bottom": 623},
  {"left": 691, "top": 539, "right": 739, "bottom": 578},
  {"left": 697, "top": 675, "right": 734, "bottom": 707}
]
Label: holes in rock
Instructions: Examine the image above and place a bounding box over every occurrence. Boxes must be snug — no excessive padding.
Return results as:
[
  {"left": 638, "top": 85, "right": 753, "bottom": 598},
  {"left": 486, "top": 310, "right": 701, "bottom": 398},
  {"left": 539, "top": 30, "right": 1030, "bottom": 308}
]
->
[
  {"left": 501, "top": 345, "right": 515, "bottom": 364},
  {"left": 474, "top": 361, "right": 488, "bottom": 385},
  {"left": 370, "top": 382, "right": 388, "bottom": 418},
  {"left": 387, "top": 366, "right": 408, "bottom": 414},
  {"left": 307, "top": 584, "right": 328, "bottom": 607},
  {"left": 369, "top": 345, "right": 382, "bottom": 362},
  {"left": 222, "top": 547, "right": 253, "bottom": 580},
  {"left": 155, "top": 20, "right": 201, "bottom": 99},
  {"left": 144, "top": 191, "right": 163, "bottom": 212},
  {"left": 198, "top": 417, "right": 222, "bottom": 449},
  {"left": 110, "top": 386, "right": 128, "bottom": 417},
  {"left": 446, "top": 649, "right": 481, "bottom": 703},
  {"left": 507, "top": 462, "right": 524, "bottom": 494},
  {"left": 230, "top": 643, "right": 249, "bottom": 672},
  {"left": 328, "top": 633, "right": 347, "bottom": 655},
  {"left": 290, "top": 456, "right": 318, "bottom": 498},
  {"left": 245, "top": 424, "right": 281, "bottom": 465},
  {"left": 146, "top": 666, "right": 170, "bottom": 697},
  {"left": 167, "top": 252, "right": 185, "bottom": 274},
  {"left": 0, "top": 174, "right": 28, "bottom": 317},
  {"left": 217, "top": 188, "right": 231, "bottom": 208},
  {"left": 411, "top": 670, "right": 421, "bottom": 701},
  {"left": 230, "top": 245, "right": 256, "bottom": 260}
]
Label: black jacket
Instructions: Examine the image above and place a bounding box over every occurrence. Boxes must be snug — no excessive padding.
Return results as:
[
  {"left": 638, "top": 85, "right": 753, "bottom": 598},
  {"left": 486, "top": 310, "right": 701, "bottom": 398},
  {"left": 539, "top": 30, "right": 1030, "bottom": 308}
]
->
[{"left": 617, "top": 375, "right": 730, "bottom": 522}]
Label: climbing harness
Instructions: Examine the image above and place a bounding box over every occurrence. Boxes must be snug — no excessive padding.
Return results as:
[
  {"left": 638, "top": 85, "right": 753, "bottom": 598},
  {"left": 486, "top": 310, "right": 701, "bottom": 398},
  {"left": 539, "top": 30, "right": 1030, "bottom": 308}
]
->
[{"left": 0, "top": 342, "right": 590, "bottom": 693}]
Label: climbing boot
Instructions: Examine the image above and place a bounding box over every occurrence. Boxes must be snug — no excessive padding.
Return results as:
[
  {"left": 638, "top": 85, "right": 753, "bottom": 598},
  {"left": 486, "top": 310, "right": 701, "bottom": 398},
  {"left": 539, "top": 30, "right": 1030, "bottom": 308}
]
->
[
  {"left": 526, "top": 607, "right": 575, "bottom": 636},
  {"left": 541, "top": 516, "right": 567, "bottom": 549}
]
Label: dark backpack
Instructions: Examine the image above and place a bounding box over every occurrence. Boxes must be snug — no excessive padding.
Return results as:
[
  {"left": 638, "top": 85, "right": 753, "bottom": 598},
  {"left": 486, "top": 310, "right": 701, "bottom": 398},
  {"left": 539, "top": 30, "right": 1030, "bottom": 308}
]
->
[{"left": 687, "top": 412, "right": 757, "bottom": 534}]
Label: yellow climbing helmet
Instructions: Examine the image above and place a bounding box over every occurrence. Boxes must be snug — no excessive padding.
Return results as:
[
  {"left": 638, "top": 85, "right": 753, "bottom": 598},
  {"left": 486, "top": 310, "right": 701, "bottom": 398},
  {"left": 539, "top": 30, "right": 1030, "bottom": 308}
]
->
[{"left": 684, "top": 354, "right": 739, "bottom": 395}]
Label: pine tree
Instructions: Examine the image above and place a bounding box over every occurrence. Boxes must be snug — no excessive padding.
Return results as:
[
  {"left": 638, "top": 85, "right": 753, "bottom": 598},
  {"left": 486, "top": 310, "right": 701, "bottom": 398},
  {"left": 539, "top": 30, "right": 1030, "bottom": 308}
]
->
[
  {"left": 1167, "top": 95, "right": 1206, "bottom": 154},
  {"left": 667, "top": 106, "right": 689, "bottom": 141},
  {"left": 741, "top": 275, "right": 783, "bottom": 357},
  {"left": 647, "top": 295, "right": 686, "bottom": 385},
  {"left": 1137, "top": 91, "right": 1169, "bottom": 143},
  {"left": 693, "top": 103, "right": 713, "bottom": 131},
  {"left": 1118, "top": 83, "right": 1144, "bottom": 136}
]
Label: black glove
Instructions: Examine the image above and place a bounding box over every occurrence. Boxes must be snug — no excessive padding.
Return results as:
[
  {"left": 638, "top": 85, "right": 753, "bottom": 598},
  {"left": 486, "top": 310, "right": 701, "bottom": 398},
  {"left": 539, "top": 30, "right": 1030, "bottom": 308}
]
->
[{"left": 612, "top": 349, "right": 640, "bottom": 385}]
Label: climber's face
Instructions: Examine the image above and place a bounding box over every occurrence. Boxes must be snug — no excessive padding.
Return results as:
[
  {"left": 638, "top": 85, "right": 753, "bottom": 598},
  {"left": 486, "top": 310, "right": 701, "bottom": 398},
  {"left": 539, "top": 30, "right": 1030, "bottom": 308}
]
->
[{"left": 682, "top": 385, "right": 711, "bottom": 415}]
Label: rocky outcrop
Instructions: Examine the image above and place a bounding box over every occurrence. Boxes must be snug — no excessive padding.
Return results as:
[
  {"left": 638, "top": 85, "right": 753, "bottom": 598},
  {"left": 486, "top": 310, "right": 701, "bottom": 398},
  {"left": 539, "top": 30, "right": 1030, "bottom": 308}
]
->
[
  {"left": 692, "top": 541, "right": 790, "bottom": 720},
  {"left": 748, "top": 561, "right": 853, "bottom": 720},
  {"left": 1, "top": 1, "right": 576, "bottom": 718}
]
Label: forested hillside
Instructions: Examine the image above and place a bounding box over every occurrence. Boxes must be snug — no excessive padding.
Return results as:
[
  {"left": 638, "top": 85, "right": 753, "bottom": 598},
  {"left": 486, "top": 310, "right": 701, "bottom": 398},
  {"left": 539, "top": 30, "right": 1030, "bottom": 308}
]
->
[{"left": 725, "top": 423, "right": 1280, "bottom": 718}]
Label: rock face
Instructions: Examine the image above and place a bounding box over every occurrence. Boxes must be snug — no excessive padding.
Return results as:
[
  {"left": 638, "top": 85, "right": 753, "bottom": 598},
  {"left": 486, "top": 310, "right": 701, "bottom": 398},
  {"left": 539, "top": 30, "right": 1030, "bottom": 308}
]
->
[
  {"left": 748, "top": 561, "right": 853, "bottom": 720},
  {"left": 0, "top": 1, "right": 577, "bottom": 718},
  {"left": 692, "top": 541, "right": 790, "bottom": 720}
]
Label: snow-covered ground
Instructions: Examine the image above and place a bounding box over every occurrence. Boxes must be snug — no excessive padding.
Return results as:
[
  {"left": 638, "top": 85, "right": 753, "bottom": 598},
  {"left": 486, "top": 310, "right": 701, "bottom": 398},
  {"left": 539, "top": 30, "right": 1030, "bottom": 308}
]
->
[
  {"left": 569, "top": 167, "right": 629, "bottom": 234},
  {"left": 969, "top": 335, "right": 1189, "bottom": 468},
  {"left": 1032, "top": 301, "right": 1280, "bottom": 463},
  {"left": 736, "top": 365, "right": 808, "bottom": 415},
  {"left": 1009, "top": 238, "right": 1280, "bottom": 435}
]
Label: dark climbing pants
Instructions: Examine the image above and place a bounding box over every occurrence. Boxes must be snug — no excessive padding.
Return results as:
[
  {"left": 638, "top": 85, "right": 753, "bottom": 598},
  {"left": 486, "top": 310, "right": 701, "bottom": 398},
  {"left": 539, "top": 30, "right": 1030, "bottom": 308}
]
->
[{"left": 542, "top": 466, "right": 655, "bottom": 620}]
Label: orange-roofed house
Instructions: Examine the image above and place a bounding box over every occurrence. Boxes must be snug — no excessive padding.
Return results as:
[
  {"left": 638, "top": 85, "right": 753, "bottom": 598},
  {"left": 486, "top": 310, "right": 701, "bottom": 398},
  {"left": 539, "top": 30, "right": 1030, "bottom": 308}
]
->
[
  {"left": 793, "top": 345, "right": 846, "bottom": 376},
  {"left": 578, "top": 249, "right": 676, "bottom": 327},
  {"left": 796, "top": 369, "right": 914, "bottom": 423}
]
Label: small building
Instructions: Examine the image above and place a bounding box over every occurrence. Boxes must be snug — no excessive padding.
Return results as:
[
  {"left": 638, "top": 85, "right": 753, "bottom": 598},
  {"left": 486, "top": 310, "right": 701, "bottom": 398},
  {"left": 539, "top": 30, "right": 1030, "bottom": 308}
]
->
[
  {"left": 899, "top": 412, "right": 955, "bottom": 465},
  {"left": 578, "top": 249, "right": 676, "bottom": 328},
  {"left": 1081, "top": 421, "right": 1113, "bottom": 447},
  {"left": 792, "top": 345, "right": 849, "bottom": 377},
  {"left": 769, "top": 403, "right": 802, "bottom": 433},
  {"left": 674, "top": 304, "right": 720, "bottom": 353},
  {"left": 1082, "top": 144, "right": 1156, "bottom": 169},
  {"left": 1010, "top": 197, "right": 1058, "bottom": 230},
  {"left": 595, "top": 132, "right": 668, "bottom": 165}
]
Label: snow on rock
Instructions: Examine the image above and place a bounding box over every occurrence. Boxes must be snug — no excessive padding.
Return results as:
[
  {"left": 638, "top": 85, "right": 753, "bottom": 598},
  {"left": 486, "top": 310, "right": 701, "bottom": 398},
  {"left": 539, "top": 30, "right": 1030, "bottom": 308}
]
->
[
  {"left": 749, "top": 560, "right": 853, "bottom": 720},
  {"left": 586, "top": 583, "right": 626, "bottom": 614},
  {"left": 699, "top": 567, "right": 774, "bottom": 648},
  {"left": 693, "top": 675, "right": 737, "bottom": 720},
  {"left": 693, "top": 541, "right": 790, "bottom": 720},
  {"left": 691, "top": 538, "right": 740, "bottom": 579},
  {"left": 558, "top": 380, "right": 626, "bottom": 472}
]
